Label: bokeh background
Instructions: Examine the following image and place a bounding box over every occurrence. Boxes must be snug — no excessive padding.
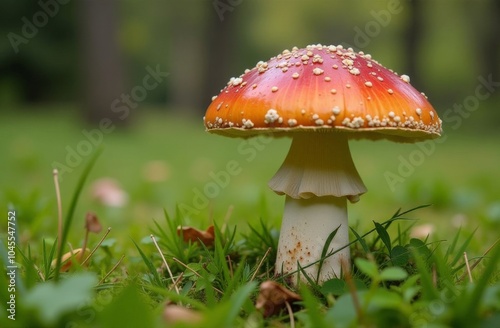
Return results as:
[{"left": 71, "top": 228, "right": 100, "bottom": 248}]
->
[{"left": 1, "top": 0, "right": 499, "bottom": 246}]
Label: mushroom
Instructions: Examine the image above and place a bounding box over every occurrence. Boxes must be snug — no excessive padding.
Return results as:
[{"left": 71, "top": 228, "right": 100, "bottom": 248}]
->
[{"left": 204, "top": 44, "right": 442, "bottom": 285}]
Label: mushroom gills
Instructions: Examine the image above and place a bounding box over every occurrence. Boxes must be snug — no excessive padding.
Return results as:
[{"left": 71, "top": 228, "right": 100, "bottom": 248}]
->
[{"left": 268, "top": 132, "right": 366, "bottom": 199}]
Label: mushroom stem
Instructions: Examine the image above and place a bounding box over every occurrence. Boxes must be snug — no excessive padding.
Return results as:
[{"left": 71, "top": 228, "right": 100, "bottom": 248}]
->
[
  {"left": 269, "top": 132, "right": 366, "bottom": 285},
  {"left": 276, "top": 195, "right": 350, "bottom": 284}
]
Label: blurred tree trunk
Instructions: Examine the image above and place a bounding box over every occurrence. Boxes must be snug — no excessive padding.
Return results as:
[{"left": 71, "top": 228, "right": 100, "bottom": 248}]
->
[
  {"left": 404, "top": 0, "right": 423, "bottom": 90},
  {"left": 167, "top": 1, "right": 240, "bottom": 116},
  {"left": 478, "top": 0, "right": 500, "bottom": 84},
  {"left": 167, "top": 2, "right": 206, "bottom": 116},
  {"left": 79, "top": 0, "right": 126, "bottom": 125},
  {"left": 201, "top": 1, "right": 239, "bottom": 114}
]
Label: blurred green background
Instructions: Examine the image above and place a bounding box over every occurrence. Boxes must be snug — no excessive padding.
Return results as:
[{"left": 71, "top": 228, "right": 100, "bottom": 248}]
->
[{"left": 1, "top": 0, "right": 499, "bottom": 247}]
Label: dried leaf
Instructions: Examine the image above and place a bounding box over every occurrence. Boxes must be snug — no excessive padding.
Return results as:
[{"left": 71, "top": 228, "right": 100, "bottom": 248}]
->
[
  {"left": 163, "top": 304, "right": 202, "bottom": 325},
  {"left": 51, "top": 248, "right": 90, "bottom": 272},
  {"left": 177, "top": 225, "right": 215, "bottom": 246},
  {"left": 85, "top": 212, "right": 102, "bottom": 233},
  {"left": 255, "top": 280, "right": 302, "bottom": 317}
]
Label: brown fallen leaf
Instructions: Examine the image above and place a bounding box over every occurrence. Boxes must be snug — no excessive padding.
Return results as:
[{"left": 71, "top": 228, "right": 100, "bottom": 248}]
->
[
  {"left": 51, "top": 248, "right": 90, "bottom": 272},
  {"left": 177, "top": 225, "right": 215, "bottom": 246},
  {"left": 255, "top": 280, "right": 302, "bottom": 317},
  {"left": 163, "top": 304, "right": 202, "bottom": 325}
]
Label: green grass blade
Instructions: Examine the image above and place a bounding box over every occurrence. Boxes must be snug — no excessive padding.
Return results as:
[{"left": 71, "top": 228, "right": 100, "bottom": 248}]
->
[
  {"left": 316, "top": 226, "right": 340, "bottom": 283},
  {"left": 132, "top": 239, "right": 163, "bottom": 288},
  {"left": 455, "top": 243, "right": 500, "bottom": 325},
  {"left": 213, "top": 222, "right": 231, "bottom": 285},
  {"left": 410, "top": 247, "right": 438, "bottom": 300},
  {"left": 373, "top": 221, "right": 392, "bottom": 253},
  {"left": 445, "top": 226, "right": 462, "bottom": 260},
  {"left": 146, "top": 285, "right": 207, "bottom": 310},
  {"left": 199, "top": 267, "right": 217, "bottom": 307},
  {"left": 350, "top": 226, "right": 369, "bottom": 253},
  {"left": 300, "top": 285, "right": 328, "bottom": 328},
  {"left": 395, "top": 204, "right": 431, "bottom": 217},
  {"left": 43, "top": 238, "right": 57, "bottom": 280},
  {"left": 54, "top": 148, "right": 103, "bottom": 280},
  {"left": 222, "top": 257, "right": 249, "bottom": 302},
  {"left": 222, "top": 282, "right": 257, "bottom": 327},
  {"left": 450, "top": 227, "right": 478, "bottom": 267}
]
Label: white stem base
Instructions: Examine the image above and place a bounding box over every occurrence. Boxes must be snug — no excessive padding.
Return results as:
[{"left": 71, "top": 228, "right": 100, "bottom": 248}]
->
[{"left": 275, "top": 195, "right": 350, "bottom": 285}]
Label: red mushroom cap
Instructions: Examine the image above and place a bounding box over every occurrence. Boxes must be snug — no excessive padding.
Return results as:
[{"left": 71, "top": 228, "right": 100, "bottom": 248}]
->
[{"left": 204, "top": 44, "right": 442, "bottom": 142}]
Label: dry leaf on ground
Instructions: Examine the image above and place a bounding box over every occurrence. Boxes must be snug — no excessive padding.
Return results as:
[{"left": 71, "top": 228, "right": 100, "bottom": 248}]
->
[
  {"left": 255, "top": 280, "right": 302, "bottom": 317},
  {"left": 177, "top": 225, "right": 215, "bottom": 246}
]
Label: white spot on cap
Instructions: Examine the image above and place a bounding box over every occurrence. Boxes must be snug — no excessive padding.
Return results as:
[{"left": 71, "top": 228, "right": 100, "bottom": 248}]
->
[
  {"left": 264, "top": 109, "right": 279, "bottom": 123},
  {"left": 387, "top": 88, "right": 394, "bottom": 94},
  {"left": 365, "top": 81, "right": 373, "bottom": 87},
  {"left": 271, "top": 86, "right": 279, "bottom": 92},
  {"left": 313, "top": 68, "right": 324, "bottom": 75},
  {"left": 330, "top": 89, "right": 337, "bottom": 94},
  {"left": 312, "top": 54, "right": 323, "bottom": 63},
  {"left": 342, "top": 59, "right": 354, "bottom": 67},
  {"left": 315, "top": 119, "right": 324, "bottom": 126},
  {"left": 292, "top": 72, "right": 299, "bottom": 79},
  {"left": 230, "top": 77, "right": 243, "bottom": 86},
  {"left": 401, "top": 74, "right": 410, "bottom": 83},
  {"left": 332, "top": 106, "right": 341, "bottom": 115},
  {"left": 416, "top": 108, "right": 422, "bottom": 116},
  {"left": 349, "top": 68, "right": 360, "bottom": 75},
  {"left": 288, "top": 119, "right": 297, "bottom": 127},
  {"left": 242, "top": 119, "right": 254, "bottom": 129},
  {"left": 389, "top": 111, "right": 395, "bottom": 118}
]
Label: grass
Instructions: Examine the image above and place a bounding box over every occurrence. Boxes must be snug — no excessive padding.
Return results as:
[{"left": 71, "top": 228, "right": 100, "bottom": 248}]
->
[{"left": 1, "top": 107, "right": 499, "bottom": 327}]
